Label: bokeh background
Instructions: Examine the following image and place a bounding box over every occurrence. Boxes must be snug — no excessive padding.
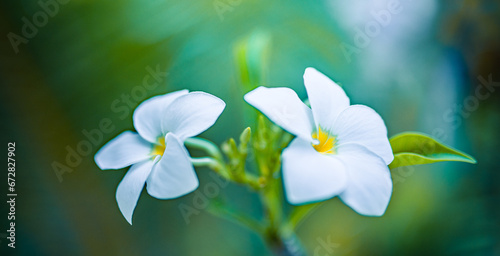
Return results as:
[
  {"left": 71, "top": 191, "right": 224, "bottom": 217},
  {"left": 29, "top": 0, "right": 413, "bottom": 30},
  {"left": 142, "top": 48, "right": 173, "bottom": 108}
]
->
[{"left": 1, "top": 0, "right": 499, "bottom": 255}]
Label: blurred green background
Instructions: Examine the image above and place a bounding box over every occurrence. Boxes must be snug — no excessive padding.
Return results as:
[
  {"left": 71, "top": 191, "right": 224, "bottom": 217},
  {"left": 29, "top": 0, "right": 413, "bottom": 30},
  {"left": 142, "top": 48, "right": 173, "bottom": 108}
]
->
[{"left": 1, "top": 0, "right": 499, "bottom": 255}]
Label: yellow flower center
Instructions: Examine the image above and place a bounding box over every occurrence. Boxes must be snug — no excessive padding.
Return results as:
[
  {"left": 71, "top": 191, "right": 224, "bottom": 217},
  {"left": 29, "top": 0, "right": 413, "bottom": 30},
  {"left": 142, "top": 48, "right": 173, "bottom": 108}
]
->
[
  {"left": 151, "top": 137, "right": 166, "bottom": 156},
  {"left": 312, "top": 127, "right": 337, "bottom": 154}
]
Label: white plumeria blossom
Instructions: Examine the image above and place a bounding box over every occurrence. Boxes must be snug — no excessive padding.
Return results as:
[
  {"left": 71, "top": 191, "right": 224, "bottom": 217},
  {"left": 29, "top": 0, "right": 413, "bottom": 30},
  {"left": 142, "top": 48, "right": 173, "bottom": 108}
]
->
[
  {"left": 95, "top": 90, "right": 225, "bottom": 224},
  {"left": 244, "top": 68, "right": 394, "bottom": 216}
]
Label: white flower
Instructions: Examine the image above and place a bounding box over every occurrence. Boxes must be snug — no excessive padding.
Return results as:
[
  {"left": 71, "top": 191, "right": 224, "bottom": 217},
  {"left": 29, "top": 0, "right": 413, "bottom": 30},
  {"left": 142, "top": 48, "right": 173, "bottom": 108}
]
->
[
  {"left": 244, "top": 68, "right": 394, "bottom": 216},
  {"left": 95, "top": 90, "right": 225, "bottom": 224}
]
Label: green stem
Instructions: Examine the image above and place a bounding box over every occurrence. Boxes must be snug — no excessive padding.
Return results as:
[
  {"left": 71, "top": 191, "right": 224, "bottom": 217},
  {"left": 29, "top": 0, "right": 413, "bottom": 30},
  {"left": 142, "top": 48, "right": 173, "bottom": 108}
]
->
[
  {"left": 187, "top": 135, "right": 307, "bottom": 255},
  {"left": 284, "top": 202, "right": 323, "bottom": 235},
  {"left": 190, "top": 157, "right": 231, "bottom": 180},
  {"left": 190, "top": 157, "right": 217, "bottom": 167},
  {"left": 260, "top": 178, "right": 281, "bottom": 230},
  {"left": 267, "top": 233, "right": 307, "bottom": 256},
  {"left": 259, "top": 175, "right": 306, "bottom": 256},
  {"left": 185, "top": 137, "right": 223, "bottom": 161},
  {"left": 190, "top": 156, "right": 262, "bottom": 190}
]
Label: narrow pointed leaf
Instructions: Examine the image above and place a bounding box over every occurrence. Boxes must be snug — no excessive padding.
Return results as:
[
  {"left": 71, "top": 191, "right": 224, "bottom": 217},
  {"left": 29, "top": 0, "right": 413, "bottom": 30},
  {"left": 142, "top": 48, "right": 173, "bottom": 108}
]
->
[{"left": 389, "top": 132, "right": 476, "bottom": 169}]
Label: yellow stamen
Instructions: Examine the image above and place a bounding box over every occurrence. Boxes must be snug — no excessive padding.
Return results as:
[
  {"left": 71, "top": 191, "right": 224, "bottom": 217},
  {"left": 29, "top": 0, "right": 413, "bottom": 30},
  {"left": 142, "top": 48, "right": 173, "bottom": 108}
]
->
[
  {"left": 151, "top": 137, "right": 166, "bottom": 156},
  {"left": 311, "top": 127, "right": 337, "bottom": 154}
]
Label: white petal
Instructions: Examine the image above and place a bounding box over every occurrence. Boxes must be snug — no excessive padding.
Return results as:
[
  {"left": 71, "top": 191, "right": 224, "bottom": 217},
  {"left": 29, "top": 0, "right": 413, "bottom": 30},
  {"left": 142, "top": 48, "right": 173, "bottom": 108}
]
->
[
  {"left": 116, "top": 159, "right": 156, "bottom": 225},
  {"left": 332, "top": 105, "right": 394, "bottom": 165},
  {"left": 95, "top": 131, "right": 153, "bottom": 170},
  {"left": 244, "top": 86, "right": 314, "bottom": 141},
  {"left": 282, "top": 138, "right": 347, "bottom": 204},
  {"left": 161, "top": 92, "right": 225, "bottom": 141},
  {"left": 146, "top": 133, "right": 199, "bottom": 199},
  {"left": 336, "top": 143, "right": 393, "bottom": 216},
  {"left": 303, "top": 67, "right": 350, "bottom": 129},
  {"left": 133, "top": 90, "right": 189, "bottom": 143}
]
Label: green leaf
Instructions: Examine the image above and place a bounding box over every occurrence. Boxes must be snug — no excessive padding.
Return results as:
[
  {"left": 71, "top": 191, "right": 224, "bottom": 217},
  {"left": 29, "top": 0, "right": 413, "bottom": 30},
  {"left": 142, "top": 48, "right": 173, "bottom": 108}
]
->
[{"left": 388, "top": 132, "right": 476, "bottom": 169}]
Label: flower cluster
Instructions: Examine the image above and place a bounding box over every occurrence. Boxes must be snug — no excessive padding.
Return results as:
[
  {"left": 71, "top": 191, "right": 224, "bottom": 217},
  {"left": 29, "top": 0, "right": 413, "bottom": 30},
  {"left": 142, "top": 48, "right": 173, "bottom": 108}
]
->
[
  {"left": 95, "top": 68, "right": 394, "bottom": 224},
  {"left": 95, "top": 90, "right": 225, "bottom": 224},
  {"left": 245, "top": 68, "right": 394, "bottom": 216}
]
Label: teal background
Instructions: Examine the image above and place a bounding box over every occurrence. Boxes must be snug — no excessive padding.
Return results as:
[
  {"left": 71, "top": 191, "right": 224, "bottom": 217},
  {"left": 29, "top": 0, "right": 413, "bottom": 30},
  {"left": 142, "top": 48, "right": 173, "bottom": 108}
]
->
[{"left": 1, "top": 0, "right": 499, "bottom": 255}]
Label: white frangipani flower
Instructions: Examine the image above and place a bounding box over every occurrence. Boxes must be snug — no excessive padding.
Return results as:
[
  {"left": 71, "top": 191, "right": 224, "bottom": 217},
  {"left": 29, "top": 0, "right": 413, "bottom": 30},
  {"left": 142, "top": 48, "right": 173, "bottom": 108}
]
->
[
  {"left": 95, "top": 90, "right": 225, "bottom": 224},
  {"left": 244, "top": 68, "right": 394, "bottom": 216}
]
